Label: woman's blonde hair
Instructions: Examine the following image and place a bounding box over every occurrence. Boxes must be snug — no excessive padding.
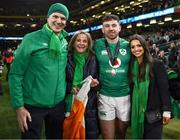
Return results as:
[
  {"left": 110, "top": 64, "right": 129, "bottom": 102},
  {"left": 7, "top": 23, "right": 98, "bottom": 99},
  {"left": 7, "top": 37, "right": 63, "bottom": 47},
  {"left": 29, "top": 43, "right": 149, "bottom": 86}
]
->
[{"left": 68, "top": 30, "right": 94, "bottom": 57}]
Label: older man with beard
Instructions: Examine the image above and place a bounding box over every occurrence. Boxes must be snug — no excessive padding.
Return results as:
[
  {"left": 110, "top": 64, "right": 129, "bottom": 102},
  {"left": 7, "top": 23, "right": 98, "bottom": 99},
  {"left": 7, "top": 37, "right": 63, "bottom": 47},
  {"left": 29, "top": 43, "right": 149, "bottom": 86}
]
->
[
  {"left": 93, "top": 14, "right": 130, "bottom": 139},
  {"left": 9, "top": 3, "right": 69, "bottom": 139}
]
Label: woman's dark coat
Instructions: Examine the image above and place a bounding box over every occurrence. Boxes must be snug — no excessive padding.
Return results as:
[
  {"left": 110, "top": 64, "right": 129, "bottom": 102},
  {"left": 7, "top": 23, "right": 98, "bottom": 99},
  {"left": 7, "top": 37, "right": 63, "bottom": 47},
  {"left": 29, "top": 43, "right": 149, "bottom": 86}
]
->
[
  {"left": 145, "top": 59, "right": 171, "bottom": 138},
  {"left": 66, "top": 53, "right": 99, "bottom": 139},
  {"left": 147, "top": 59, "right": 171, "bottom": 113}
]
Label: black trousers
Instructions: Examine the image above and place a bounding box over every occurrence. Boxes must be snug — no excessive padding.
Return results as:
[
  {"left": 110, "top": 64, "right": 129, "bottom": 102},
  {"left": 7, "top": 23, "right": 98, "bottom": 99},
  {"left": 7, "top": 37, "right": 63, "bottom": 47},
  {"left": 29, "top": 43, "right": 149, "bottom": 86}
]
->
[
  {"left": 144, "top": 119, "right": 163, "bottom": 139},
  {"left": 21, "top": 100, "right": 65, "bottom": 139}
]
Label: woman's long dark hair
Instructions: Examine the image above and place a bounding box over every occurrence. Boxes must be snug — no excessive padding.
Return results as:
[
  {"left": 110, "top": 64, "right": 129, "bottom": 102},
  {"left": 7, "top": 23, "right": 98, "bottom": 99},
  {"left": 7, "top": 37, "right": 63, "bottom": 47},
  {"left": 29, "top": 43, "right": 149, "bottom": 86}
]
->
[{"left": 129, "top": 34, "right": 153, "bottom": 83}]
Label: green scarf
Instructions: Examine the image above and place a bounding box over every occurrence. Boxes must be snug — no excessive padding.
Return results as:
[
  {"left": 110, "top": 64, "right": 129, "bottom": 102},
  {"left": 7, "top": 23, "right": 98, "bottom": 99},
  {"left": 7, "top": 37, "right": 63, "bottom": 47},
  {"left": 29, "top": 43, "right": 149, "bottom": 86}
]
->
[
  {"left": 131, "top": 60, "right": 149, "bottom": 139},
  {"left": 65, "top": 93, "right": 74, "bottom": 117},
  {"left": 42, "top": 24, "right": 68, "bottom": 59},
  {"left": 72, "top": 51, "right": 88, "bottom": 87}
]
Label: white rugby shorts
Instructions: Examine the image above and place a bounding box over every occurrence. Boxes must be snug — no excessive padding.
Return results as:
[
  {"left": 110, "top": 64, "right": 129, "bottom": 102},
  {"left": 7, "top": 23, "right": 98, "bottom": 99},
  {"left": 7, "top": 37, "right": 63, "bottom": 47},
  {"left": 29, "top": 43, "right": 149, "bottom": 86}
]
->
[{"left": 98, "top": 94, "right": 130, "bottom": 121}]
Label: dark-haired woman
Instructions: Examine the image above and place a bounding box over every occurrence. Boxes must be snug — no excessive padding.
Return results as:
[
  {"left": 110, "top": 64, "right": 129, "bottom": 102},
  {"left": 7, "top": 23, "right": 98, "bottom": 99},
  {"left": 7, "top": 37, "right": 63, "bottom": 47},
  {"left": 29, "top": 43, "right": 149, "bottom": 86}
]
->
[{"left": 129, "top": 34, "right": 171, "bottom": 139}]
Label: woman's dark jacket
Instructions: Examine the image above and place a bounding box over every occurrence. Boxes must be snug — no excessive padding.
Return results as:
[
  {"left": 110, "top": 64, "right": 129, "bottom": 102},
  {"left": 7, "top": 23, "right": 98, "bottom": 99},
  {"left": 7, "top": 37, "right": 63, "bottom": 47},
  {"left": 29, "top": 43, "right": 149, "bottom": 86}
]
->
[
  {"left": 145, "top": 59, "right": 171, "bottom": 138},
  {"left": 147, "top": 59, "right": 171, "bottom": 113},
  {"left": 66, "top": 53, "right": 99, "bottom": 139}
]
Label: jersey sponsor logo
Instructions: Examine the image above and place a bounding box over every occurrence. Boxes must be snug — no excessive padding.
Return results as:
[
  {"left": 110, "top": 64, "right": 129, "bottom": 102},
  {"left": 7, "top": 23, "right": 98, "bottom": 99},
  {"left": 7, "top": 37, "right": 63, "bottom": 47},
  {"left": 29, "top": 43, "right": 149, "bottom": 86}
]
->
[
  {"left": 105, "top": 69, "right": 125, "bottom": 73},
  {"left": 109, "top": 58, "right": 121, "bottom": 68},
  {"left": 119, "top": 49, "right": 126, "bottom": 56}
]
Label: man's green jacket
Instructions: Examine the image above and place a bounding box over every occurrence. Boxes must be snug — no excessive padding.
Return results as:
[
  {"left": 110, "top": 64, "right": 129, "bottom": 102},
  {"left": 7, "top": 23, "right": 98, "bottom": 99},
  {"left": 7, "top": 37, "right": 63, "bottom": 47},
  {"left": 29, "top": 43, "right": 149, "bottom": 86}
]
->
[{"left": 9, "top": 28, "right": 68, "bottom": 109}]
